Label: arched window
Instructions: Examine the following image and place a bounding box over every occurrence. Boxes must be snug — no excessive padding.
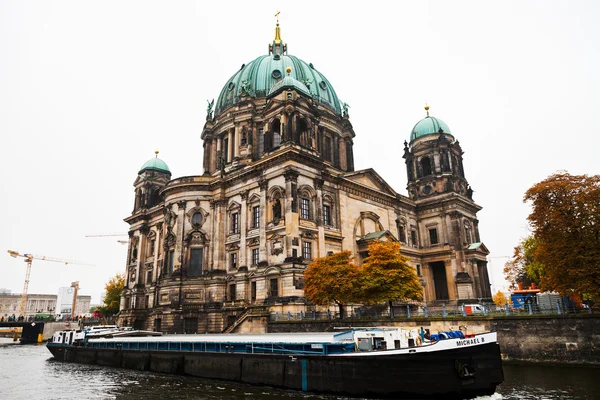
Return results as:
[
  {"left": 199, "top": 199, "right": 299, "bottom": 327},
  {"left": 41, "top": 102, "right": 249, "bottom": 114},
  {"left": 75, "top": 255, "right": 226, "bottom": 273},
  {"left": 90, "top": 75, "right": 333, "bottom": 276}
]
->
[
  {"left": 297, "top": 186, "right": 315, "bottom": 221},
  {"left": 297, "top": 118, "right": 310, "bottom": 147},
  {"left": 420, "top": 157, "right": 432, "bottom": 176},
  {"left": 322, "top": 194, "right": 336, "bottom": 228},
  {"left": 272, "top": 118, "right": 281, "bottom": 148}
]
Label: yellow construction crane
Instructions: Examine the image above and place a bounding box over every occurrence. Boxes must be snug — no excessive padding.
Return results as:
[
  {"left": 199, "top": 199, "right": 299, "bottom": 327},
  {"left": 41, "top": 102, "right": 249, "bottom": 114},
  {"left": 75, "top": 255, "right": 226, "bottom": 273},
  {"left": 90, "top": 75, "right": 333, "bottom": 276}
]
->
[{"left": 7, "top": 250, "right": 94, "bottom": 318}]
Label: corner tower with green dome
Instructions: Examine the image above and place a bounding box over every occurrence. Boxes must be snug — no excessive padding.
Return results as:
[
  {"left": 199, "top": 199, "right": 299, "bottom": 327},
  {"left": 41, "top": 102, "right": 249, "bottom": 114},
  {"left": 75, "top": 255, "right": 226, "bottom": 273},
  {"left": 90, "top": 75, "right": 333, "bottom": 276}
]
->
[
  {"left": 403, "top": 105, "right": 470, "bottom": 201},
  {"left": 120, "top": 21, "right": 491, "bottom": 334}
]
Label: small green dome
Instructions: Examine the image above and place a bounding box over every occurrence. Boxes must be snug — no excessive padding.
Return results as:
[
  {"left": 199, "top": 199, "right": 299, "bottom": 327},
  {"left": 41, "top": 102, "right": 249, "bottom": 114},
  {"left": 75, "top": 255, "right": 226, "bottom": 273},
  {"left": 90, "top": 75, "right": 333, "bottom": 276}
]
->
[
  {"left": 139, "top": 155, "right": 170, "bottom": 175},
  {"left": 410, "top": 116, "right": 453, "bottom": 143},
  {"left": 215, "top": 54, "right": 341, "bottom": 116},
  {"left": 268, "top": 74, "right": 311, "bottom": 97}
]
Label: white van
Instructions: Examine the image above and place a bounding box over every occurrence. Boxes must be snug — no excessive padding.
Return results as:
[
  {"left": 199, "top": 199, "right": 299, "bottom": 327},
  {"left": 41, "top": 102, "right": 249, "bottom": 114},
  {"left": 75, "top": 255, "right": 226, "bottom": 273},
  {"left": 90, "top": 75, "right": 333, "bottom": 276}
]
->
[{"left": 464, "top": 304, "right": 484, "bottom": 315}]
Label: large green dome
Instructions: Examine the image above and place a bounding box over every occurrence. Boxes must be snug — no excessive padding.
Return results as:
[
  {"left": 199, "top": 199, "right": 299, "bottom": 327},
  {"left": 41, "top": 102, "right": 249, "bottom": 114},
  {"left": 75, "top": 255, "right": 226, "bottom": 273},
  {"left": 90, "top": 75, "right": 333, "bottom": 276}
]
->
[
  {"left": 139, "top": 154, "right": 170, "bottom": 175},
  {"left": 215, "top": 52, "right": 342, "bottom": 116},
  {"left": 410, "top": 115, "right": 453, "bottom": 143}
]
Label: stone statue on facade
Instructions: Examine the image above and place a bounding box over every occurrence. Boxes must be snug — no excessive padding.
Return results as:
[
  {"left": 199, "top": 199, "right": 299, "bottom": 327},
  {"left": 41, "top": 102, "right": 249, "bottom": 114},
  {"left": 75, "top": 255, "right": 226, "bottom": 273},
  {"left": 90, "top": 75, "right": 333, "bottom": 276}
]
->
[{"left": 206, "top": 99, "right": 214, "bottom": 120}]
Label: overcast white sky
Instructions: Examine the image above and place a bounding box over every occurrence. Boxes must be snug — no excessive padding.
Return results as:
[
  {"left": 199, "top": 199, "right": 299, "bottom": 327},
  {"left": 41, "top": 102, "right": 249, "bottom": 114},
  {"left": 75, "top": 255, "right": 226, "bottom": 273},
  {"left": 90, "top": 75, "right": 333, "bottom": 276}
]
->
[{"left": 1, "top": 1, "right": 599, "bottom": 305}]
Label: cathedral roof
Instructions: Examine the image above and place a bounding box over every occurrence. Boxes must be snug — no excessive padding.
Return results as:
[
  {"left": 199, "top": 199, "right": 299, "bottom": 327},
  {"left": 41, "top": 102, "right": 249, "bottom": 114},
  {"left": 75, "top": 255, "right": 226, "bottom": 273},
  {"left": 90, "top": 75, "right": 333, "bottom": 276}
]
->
[
  {"left": 410, "top": 106, "right": 453, "bottom": 143},
  {"left": 215, "top": 22, "right": 341, "bottom": 116},
  {"left": 139, "top": 151, "right": 170, "bottom": 175}
]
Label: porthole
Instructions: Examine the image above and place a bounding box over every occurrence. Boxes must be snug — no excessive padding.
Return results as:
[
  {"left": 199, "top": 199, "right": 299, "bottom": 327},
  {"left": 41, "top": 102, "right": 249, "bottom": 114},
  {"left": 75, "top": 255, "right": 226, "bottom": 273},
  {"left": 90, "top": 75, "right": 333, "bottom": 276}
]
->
[
  {"left": 228, "top": 82, "right": 235, "bottom": 91},
  {"left": 319, "top": 81, "right": 327, "bottom": 90},
  {"left": 271, "top": 69, "right": 282, "bottom": 79},
  {"left": 273, "top": 54, "right": 281, "bottom": 60}
]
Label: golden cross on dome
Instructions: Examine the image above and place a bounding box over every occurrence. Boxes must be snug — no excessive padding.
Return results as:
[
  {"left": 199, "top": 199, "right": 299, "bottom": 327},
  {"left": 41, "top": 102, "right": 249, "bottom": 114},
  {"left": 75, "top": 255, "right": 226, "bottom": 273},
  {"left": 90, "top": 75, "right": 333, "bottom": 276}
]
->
[{"left": 275, "top": 11, "right": 280, "bottom": 25}]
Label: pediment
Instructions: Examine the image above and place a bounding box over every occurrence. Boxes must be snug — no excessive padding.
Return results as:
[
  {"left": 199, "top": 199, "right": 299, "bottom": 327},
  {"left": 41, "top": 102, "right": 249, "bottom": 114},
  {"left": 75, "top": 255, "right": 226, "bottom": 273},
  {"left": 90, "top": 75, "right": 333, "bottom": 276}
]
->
[
  {"left": 464, "top": 242, "right": 490, "bottom": 255},
  {"left": 343, "top": 169, "right": 398, "bottom": 197}
]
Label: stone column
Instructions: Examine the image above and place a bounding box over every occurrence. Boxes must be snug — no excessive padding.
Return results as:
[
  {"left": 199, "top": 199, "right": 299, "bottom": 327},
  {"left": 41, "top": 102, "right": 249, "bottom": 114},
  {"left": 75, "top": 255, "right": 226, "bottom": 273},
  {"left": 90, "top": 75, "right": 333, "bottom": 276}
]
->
[
  {"left": 153, "top": 226, "right": 162, "bottom": 282},
  {"left": 259, "top": 179, "right": 268, "bottom": 262},
  {"left": 239, "top": 191, "right": 248, "bottom": 267},
  {"left": 339, "top": 140, "right": 347, "bottom": 171},
  {"left": 228, "top": 129, "right": 234, "bottom": 163},
  {"left": 284, "top": 169, "right": 299, "bottom": 258},
  {"left": 314, "top": 178, "right": 326, "bottom": 257},
  {"left": 234, "top": 125, "right": 239, "bottom": 158},
  {"left": 210, "top": 199, "right": 226, "bottom": 270},
  {"left": 173, "top": 201, "right": 187, "bottom": 273}
]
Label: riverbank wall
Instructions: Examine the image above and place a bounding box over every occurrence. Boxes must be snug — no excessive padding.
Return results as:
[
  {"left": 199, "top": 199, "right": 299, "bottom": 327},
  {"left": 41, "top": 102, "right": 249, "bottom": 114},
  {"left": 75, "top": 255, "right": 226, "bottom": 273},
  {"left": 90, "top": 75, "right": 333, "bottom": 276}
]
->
[{"left": 267, "top": 314, "right": 600, "bottom": 365}]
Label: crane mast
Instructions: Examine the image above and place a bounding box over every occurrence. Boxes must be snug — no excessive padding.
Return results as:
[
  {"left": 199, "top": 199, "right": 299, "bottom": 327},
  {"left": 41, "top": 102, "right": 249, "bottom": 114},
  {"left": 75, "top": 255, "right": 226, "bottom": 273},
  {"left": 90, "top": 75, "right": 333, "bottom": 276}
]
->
[{"left": 7, "top": 250, "right": 93, "bottom": 318}]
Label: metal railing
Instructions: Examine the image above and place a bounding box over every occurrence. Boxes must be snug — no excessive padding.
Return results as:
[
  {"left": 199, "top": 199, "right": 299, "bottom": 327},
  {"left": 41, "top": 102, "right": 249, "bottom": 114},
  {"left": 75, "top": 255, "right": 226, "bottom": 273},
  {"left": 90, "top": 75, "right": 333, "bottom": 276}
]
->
[{"left": 269, "top": 299, "right": 596, "bottom": 322}]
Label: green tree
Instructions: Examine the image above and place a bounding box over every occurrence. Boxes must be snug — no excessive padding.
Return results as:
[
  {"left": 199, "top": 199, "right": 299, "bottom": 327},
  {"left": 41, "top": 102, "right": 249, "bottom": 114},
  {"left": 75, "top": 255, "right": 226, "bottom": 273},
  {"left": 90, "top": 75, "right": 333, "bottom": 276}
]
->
[
  {"left": 524, "top": 172, "right": 600, "bottom": 302},
  {"left": 98, "top": 273, "right": 125, "bottom": 319},
  {"left": 304, "top": 251, "right": 359, "bottom": 318},
  {"left": 359, "top": 241, "right": 423, "bottom": 314},
  {"left": 503, "top": 236, "right": 542, "bottom": 290}
]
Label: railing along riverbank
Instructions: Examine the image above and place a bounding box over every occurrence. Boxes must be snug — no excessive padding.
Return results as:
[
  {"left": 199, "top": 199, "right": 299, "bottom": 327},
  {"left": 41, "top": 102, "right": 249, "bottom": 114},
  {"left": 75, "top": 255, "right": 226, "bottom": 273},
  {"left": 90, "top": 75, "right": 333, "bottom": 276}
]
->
[{"left": 269, "top": 299, "right": 596, "bottom": 322}]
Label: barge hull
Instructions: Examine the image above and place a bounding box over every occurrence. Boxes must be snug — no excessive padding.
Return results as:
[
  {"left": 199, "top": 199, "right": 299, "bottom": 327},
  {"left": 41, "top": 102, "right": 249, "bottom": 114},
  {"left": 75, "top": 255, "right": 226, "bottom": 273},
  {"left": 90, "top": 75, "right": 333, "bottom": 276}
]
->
[{"left": 47, "top": 343, "right": 502, "bottom": 399}]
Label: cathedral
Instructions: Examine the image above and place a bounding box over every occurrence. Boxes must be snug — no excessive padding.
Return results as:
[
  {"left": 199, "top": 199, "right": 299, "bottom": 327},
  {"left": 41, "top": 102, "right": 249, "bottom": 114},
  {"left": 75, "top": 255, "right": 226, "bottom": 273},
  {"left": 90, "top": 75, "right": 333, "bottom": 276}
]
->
[{"left": 118, "top": 21, "right": 491, "bottom": 333}]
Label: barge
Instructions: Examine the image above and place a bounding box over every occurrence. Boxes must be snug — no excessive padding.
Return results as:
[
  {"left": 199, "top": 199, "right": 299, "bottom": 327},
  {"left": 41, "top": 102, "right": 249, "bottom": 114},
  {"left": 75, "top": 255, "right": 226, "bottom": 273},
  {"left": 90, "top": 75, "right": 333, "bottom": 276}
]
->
[{"left": 47, "top": 327, "right": 503, "bottom": 399}]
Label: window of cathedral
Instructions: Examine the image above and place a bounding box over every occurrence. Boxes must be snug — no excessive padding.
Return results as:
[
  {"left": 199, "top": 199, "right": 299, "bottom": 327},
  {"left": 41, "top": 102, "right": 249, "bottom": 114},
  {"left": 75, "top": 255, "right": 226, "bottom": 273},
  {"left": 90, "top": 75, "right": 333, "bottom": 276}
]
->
[
  {"left": 146, "top": 239, "right": 156, "bottom": 257},
  {"left": 229, "top": 284, "right": 236, "bottom": 301},
  {"left": 399, "top": 225, "right": 407, "bottom": 243},
  {"left": 230, "top": 252, "right": 238, "bottom": 269},
  {"left": 266, "top": 118, "right": 281, "bottom": 150},
  {"left": 166, "top": 249, "right": 175, "bottom": 274},
  {"left": 300, "top": 197, "right": 310, "bottom": 219},
  {"left": 464, "top": 222, "right": 472, "bottom": 244},
  {"left": 416, "top": 264, "right": 422, "bottom": 276},
  {"left": 323, "top": 204, "right": 331, "bottom": 226},
  {"left": 429, "top": 228, "right": 439, "bottom": 245},
  {"left": 231, "top": 212, "right": 240, "bottom": 234},
  {"left": 411, "top": 229, "right": 418, "bottom": 247},
  {"left": 421, "top": 157, "right": 433, "bottom": 176},
  {"left": 252, "top": 206, "right": 260, "bottom": 228},
  {"left": 269, "top": 278, "right": 279, "bottom": 297},
  {"left": 223, "top": 137, "right": 229, "bottom": 163},
  {"left": 251, "top": 281, "right": 257, "bottom": 302},
  {"left": 297, "top": 117, "right": 310, "bottom": 147},
  {"left": 188, "top": 248, "right": 203, "bottom": 276},
  {"left": 251, "top": 248, "right": 259, "bottom": 266},
  {"left": 324, "top": 136, "right": 333, "bottom": 162},
  {"left": 257, "top": 128, "right": 264, "bottom": 157},
  {"left": 302, "top": 241, "right": 312, "bottom": 260},
  {"left": 146, "top": 270, "right": 152, "bottom": 285}
]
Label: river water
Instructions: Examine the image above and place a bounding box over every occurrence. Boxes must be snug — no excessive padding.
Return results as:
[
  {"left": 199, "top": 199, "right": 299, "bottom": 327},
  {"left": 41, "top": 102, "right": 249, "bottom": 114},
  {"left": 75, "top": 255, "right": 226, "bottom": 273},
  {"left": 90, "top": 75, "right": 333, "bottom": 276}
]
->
[{"left": 1, "top": 339, "right": 599, "bottom": 400}]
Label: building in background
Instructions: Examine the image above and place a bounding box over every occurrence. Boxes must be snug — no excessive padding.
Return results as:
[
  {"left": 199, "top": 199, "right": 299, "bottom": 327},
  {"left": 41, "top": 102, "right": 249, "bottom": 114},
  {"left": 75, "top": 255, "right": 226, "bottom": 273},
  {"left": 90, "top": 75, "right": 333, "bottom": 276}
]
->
[
  {"left": 56, "top": 287, "right": 91, "bottom": 318},
  {"left": 119, "top": 22, "right": 491, "bottom": 333},
  {"left": 0, "top": 291, "right": 91, "bottom": 319}
]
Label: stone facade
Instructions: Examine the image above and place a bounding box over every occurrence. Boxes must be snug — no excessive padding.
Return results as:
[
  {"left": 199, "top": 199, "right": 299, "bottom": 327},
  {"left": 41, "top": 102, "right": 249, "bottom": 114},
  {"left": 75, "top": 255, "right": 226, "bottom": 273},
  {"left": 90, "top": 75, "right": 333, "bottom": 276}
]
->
[{"left": 119, "top": 25, "right": 491, "bottom": 333}]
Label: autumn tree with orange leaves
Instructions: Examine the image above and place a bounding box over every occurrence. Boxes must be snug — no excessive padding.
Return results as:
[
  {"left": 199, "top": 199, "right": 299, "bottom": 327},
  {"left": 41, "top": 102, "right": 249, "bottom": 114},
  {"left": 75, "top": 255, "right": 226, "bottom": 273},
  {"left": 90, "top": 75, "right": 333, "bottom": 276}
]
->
[
  {"left": 304, "top": 251, "right": 360, "bottom": 318},
  {"left": 360, "top": 241, "right": 423, "bottom": 314},
  {"left": 524, "top": 172, "right": 600, "bottom": 302},
  {"left": 304, "top": 242, "right": 423, "bottom": 318}
]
